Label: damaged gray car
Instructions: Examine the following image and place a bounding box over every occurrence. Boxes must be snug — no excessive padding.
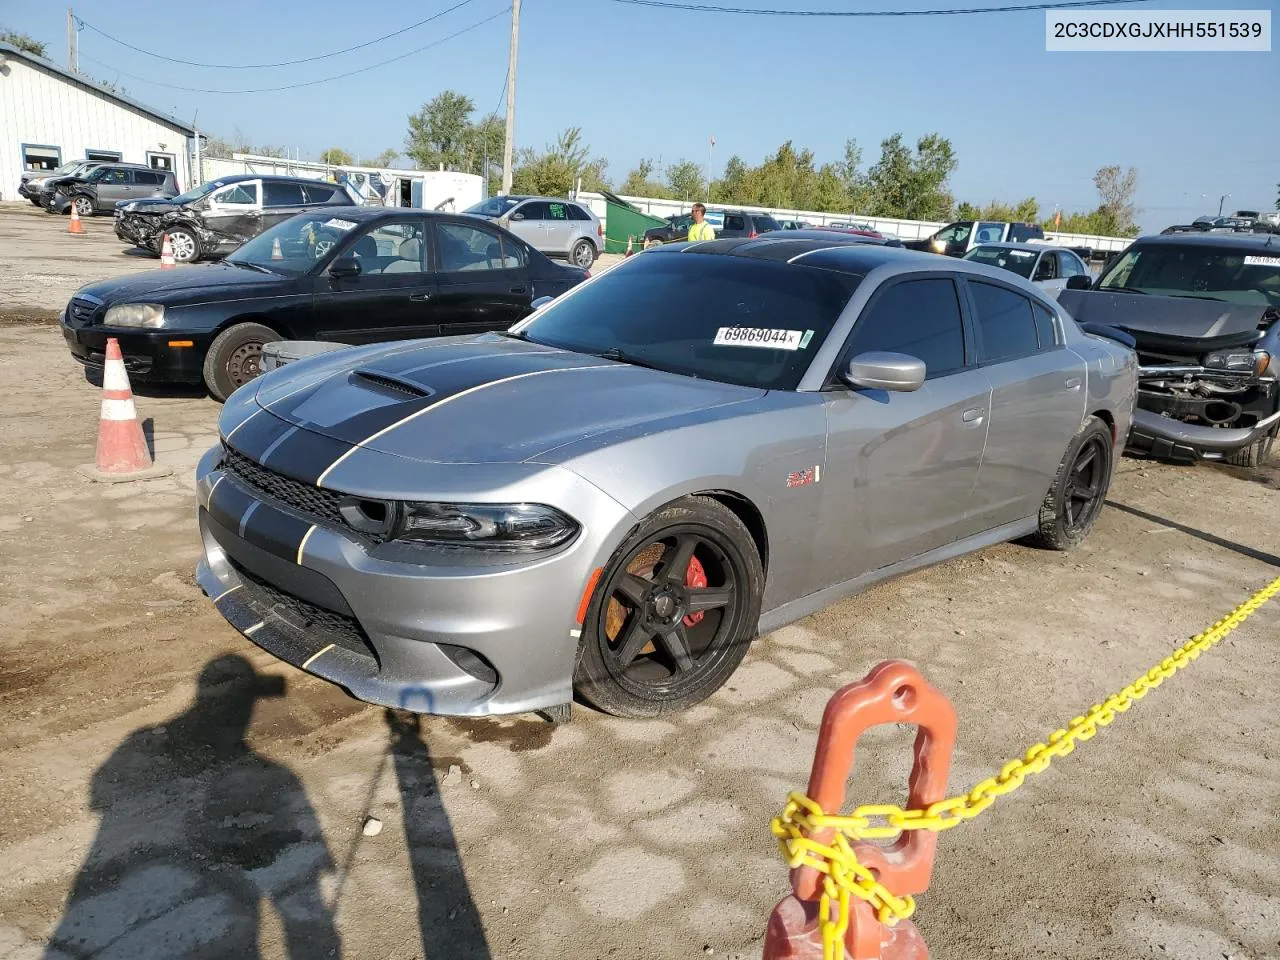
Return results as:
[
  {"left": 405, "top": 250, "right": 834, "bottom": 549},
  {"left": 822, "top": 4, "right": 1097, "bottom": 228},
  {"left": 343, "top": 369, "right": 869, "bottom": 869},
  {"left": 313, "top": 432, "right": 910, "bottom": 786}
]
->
[
  {"left": 114, "top": 174, "right": 358, "bottom": 264},
  {"left": 1060, "top": 233, "right": 1280, "bottom": 468}
]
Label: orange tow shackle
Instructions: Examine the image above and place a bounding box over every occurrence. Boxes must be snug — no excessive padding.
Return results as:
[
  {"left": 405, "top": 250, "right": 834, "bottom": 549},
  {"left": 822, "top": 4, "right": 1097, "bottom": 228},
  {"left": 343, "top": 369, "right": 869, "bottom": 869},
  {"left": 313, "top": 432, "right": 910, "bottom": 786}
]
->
[{"left": 764, "top": 660, "right": 958, "bottom": 960}]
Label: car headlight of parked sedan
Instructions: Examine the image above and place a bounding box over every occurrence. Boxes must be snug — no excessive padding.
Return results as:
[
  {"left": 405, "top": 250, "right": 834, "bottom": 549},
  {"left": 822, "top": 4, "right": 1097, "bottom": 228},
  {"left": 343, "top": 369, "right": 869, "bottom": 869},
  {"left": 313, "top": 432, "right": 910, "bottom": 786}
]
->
[
  {"left": 104, "top": 303, "right": 166, "bottom": 328},
  {"left": 394, "top": 501, "right": 578, "bottom": 550}
]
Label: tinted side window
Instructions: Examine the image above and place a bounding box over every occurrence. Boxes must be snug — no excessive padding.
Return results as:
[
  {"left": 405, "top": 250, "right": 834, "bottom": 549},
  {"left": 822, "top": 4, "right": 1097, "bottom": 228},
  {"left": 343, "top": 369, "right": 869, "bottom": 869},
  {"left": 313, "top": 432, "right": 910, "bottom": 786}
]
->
[
  {"left": 264, "top": 182, "right": 306, "bottom": 207},
  {"left": 969, "top": 281, "right": 1039, "bottom": 363},
  {"left": 1032, "top": 303, "right": 1059, "bottom": 349},
  {"left": 847, "top": 278, "right": 966, "bottom": 379},
  {"left": 725, "top": 214, "right": 746, "bottom": 231},
  {"left": 132, "top": 170, "right": 163, "bottom": 185},
  {"left": 518, "top": 201, "right": 549, "bottom": 220},
  {"left": 545, "top": 202, "right": 569, "bottom": 221},
  {"left": 567, "top": 204, "right": 593, "bottom": 221},
  {"left": 753, "top": 215, "right": 781, "bottom": 233},
  {"left": 213, "top": 183, "right": 258, "bottom": 205},
  {"left": 303, "top": 183, "right": 336, "bottom": 204},
  {"left": 99, "top": 168, "right": 129, "bottom": 184},
  {"left": 437, "top": 223, "right": 523, "bottom": 271}
]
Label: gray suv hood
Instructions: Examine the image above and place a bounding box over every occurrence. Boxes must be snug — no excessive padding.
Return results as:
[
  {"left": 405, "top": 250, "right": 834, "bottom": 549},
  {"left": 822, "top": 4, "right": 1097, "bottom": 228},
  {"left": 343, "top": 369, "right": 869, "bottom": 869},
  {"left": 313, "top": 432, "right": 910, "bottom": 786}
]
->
[{"left": 254, "top": 335, "right": 765, "bottom": 465}]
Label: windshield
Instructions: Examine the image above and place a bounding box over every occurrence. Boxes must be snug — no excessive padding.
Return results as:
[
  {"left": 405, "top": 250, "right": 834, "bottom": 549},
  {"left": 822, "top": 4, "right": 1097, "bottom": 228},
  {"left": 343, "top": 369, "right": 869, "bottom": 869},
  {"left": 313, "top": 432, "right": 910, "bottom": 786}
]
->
[
  {"left": 227, "top": 211, "right": 366, "bottom": 277},
  {"left": 170, "top": 181, "right": 222, "bottom": 205},
  {"left": 518, "top": 253, "right": 860, "bottom": 390},
  {"left": 1097, "top": 244, "right": 1280, "bottom": 307},
  {"left": 963, "top": 246, "right": 1038, "bottom": 279},
  {"left": 465, "top": 197, "right": 521, "bottom": 218}
]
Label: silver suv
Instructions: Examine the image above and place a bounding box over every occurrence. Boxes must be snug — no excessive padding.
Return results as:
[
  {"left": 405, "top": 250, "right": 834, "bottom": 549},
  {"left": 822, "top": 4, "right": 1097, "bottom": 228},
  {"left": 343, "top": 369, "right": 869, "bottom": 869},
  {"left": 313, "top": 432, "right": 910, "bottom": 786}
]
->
[{"left": 464, "top": 195, "right": 602, "bottom": 268}]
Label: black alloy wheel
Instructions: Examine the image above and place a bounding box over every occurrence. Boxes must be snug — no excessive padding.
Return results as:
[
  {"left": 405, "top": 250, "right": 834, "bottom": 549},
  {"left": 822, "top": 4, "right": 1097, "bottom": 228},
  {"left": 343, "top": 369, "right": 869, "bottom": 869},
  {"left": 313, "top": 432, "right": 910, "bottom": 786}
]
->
[
  {"left": 574, "top": 497, "right": 764, "bottom": 718},
  {"left": 1029, "top": 416, "right": 1114, "bottom": 551}
]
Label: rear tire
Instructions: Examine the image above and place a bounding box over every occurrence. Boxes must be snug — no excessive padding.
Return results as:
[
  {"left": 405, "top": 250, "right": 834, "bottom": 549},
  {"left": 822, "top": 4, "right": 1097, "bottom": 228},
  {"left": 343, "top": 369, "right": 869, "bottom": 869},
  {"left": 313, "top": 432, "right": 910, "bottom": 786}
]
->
[
  {"left": 1223, "top": 432, "right": 1276, "bottom": 468},
  {"left": 571, "top": 239, "right": 596, "bottom": 268},
  {"left": 1028, "top": 417, "right": 1114, "bottom": 551},
  {"left": 203, "top": 322, "right": 280, "bottom": 402},
  {"left": 573, "top": 496, "right": 764, "bottom": 718}
]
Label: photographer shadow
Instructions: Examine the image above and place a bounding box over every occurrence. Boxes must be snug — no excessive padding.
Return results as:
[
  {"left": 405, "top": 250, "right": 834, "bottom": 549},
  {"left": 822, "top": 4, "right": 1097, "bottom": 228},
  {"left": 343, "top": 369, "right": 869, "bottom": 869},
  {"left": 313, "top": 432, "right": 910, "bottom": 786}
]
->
[{"left": 43, "top": 655, "right": 341, "bottom": 959}]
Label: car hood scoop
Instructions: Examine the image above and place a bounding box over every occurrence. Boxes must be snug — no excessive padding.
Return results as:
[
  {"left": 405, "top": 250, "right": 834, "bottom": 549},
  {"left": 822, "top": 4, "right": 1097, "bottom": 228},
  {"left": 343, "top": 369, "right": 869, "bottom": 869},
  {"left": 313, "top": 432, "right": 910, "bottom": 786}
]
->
[{"left": 254, "top": 334, "right": 764, "bottom": 465}]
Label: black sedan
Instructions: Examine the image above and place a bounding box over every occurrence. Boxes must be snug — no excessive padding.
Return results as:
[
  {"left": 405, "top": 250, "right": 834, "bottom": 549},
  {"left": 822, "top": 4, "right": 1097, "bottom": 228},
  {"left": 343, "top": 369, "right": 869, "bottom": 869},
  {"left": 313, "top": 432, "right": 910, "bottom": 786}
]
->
[{"left": 61, "top": 208, "right": 589, "bottom": 400}]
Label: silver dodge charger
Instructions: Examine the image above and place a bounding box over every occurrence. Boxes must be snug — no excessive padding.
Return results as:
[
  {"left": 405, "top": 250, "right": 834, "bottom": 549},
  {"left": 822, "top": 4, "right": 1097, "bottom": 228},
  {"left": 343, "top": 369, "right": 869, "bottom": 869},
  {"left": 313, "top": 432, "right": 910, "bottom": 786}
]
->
[{"left": 196, "top": 238, "right": 1137, "bottom": 718}]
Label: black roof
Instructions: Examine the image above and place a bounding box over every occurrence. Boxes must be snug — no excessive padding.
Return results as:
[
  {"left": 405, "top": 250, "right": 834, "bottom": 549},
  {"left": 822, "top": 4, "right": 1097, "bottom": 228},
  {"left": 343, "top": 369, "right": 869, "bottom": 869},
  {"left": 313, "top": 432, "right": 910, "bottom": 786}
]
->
[
  {"left": 208, "top": 173, "right": 342, "bottom": 187},
  {"left": 651, "top": 235, "right": 930, "bottom": 276},
  {"left": 1132, "top": 232, "right": 1280, "bottom": 251}
]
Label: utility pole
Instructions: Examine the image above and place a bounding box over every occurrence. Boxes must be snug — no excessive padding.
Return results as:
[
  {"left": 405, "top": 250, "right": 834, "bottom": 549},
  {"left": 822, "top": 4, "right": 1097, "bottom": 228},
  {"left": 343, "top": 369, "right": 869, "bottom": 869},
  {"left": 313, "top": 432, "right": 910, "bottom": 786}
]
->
[
  {"left": 66, "top": 7, "right": 78, "bottom": 72},
  {"left": 501, "top": 0, "right": 521, "bottom": 195}
]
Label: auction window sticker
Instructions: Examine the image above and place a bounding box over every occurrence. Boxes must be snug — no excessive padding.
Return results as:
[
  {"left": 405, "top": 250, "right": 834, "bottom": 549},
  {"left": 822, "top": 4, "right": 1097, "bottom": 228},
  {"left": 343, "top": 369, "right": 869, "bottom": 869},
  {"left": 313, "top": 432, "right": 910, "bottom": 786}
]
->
[
  {"left": 714, "top": 327, "right": 813, "bottom": 350},
  {"left": 1244, "top": 255, "right": 1280, "bottom": 267},
  {"left": 323, "top": 218, "right": 357, "bottom": 231}
]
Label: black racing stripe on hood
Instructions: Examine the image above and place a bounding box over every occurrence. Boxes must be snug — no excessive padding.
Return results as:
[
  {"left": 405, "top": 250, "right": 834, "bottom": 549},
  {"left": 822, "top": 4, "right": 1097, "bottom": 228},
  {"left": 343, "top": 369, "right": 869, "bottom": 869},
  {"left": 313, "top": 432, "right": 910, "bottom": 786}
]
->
[
  {"left": 266, "top": 349, "right": 605, "bottom": 448},
  {"left": 240, "top": 500, "right": 317, "bottom": 564},
  {"left": 258, "top": 429, "right": 355, "bottom": 486},
  {"left": 223, "top": 408, "right": 295, "bottom": 464}
]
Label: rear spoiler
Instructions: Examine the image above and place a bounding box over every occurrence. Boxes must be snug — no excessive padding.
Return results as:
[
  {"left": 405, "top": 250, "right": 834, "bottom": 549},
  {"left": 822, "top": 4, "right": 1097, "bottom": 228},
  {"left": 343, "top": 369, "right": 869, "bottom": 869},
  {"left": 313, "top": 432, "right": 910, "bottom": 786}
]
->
[{"left": 1079, "top": 321, "right": 1136, "bottom": 349}]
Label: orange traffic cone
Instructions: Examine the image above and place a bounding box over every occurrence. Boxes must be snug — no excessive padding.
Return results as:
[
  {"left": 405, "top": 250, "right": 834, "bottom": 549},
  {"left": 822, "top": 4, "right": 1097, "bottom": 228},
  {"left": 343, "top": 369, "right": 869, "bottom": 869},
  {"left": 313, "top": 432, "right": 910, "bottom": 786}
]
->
[
  {"left": 159, "top": 233, "right": 176, "bottom": 269},
  {"left": 271, "top": 237, "right": 283, "bottom": 260},
  {"left": 76, "top": 338, "right": 173, "bottom": 482},
  {"left": 68, "top": 205, "right": 85, "bottom": 235}
]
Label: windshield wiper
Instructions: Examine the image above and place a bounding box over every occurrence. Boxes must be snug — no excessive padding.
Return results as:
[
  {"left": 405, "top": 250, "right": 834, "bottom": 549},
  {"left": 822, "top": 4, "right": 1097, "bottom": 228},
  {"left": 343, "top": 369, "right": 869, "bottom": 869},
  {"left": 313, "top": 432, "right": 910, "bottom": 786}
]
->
[
  {"left": 596, "top": 347, "right": 669, "bottom": 373},
  {"left": 1099, "top": 285, "right": 1148, "bottom": 295},
  {"left": 1168, "top": 293, "right": 1225, "bottom": 301},
  {"left": 228, "top": 260, "right": 274, "bottom": 274}
]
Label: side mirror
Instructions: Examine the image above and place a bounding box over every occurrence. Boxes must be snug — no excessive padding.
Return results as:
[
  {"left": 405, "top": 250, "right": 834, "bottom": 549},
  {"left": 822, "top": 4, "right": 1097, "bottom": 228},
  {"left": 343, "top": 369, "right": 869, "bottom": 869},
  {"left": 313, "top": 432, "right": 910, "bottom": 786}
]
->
[
  {"left": 329, "top": 255, "right": 362, "bottom": 279},
  {"left": 1066, "top": 274, "right": 1092, "bottom": 290},
  {"left": 531, "top": 296, "right": 554, "bottom": 311},
  {"left": 842, "top": 351, "right": 925, "bottom": 392},
  {"left": 511, "top": 212, "right": 525, "bottom": 221}
]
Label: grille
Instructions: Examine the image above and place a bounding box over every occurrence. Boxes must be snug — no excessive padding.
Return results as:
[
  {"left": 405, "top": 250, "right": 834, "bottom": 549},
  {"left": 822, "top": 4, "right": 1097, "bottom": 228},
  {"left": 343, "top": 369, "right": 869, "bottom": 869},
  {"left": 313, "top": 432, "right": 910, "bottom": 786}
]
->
[
  {"left": 232, "top": 561, "right": 377, "bottom": 663},
  {"left": 222, "top": 446, "right": 344, "bottom": 526},
  {"left": 68, "top": 298, "right": 99, "bottom": 325}
]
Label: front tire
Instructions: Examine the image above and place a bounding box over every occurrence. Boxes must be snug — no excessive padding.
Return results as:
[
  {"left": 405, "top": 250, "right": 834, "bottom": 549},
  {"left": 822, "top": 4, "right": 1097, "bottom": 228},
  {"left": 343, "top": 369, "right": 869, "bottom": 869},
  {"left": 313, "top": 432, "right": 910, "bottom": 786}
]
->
[
  {"left": 571, "top": 239, "right": 596, "bottom": 268},
  {"left": 202, "top": 322, "right": 280, "bottom": 402},
  {"left": 1223, "top": 431, "right": 1276, "bottom": 469},
  {"left": 574, "top": 496, "right": 764, "bottom": 718},
  {"left": 166, "top": 227, "right": 201, "bottom": 264},
  {"left": 1028, "top": 416, "right": 1114, "bottom": 551},
  {"left": 72, "top": 195, "right": 95, "bottom": 218}
]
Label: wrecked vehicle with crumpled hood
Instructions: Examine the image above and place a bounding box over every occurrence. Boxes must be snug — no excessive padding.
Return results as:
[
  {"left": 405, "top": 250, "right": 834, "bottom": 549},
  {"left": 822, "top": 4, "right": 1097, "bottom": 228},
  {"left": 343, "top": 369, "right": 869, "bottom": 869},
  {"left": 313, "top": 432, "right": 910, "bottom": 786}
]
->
[
  {"left": 114, "top": 174, "right": 358, "bottom": 264},
  {"left": 1059, "top": 233, "right": 1280, "bottom": 469}
]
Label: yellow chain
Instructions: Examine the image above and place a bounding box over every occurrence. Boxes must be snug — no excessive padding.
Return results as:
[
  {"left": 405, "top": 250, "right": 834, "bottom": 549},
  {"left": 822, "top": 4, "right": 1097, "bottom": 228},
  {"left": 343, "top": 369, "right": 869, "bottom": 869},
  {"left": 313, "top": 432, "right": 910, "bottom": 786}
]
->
[{"left": 771, "top": 574, "right": 1280, "bottom": 960}]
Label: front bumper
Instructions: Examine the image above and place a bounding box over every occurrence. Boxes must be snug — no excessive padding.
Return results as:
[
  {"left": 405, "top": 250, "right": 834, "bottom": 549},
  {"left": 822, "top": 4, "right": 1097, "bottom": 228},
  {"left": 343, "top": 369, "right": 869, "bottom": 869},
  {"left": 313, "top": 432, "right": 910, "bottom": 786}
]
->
[
  {"left": 60, "top": 308, "right": 209, "bottom": 384},
  {"left": 44, "top": 192, "right": 71, "bottom": 214},
  {"left": 1128, "top": 407, "right": 1280, "bottom": 462},
  {"left": 193, "top": 442, "right": 635, "bottom": 716},
  {"left": 114, "top": 212, "right": 161, "bottom": 249}
]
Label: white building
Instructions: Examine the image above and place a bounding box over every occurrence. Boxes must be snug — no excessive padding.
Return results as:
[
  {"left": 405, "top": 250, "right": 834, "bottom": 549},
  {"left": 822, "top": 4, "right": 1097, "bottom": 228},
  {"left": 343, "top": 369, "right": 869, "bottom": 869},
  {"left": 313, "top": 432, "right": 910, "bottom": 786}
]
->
[{"left": 0, "top": 42, "right": 194, "bottom": 202}]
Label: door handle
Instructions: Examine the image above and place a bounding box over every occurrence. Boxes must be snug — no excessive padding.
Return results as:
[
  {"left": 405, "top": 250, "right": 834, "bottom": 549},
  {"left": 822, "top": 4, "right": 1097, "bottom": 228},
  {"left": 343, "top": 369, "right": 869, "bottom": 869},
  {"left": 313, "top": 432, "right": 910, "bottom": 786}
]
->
[
  {"left": 509, "top": 286, "right": 527, "bottom": 295},
  {"left": 409, "top": 292, "right": 432, "bottom": 302},
  {"left": 962, "top": 407, "right": 985, "bottom": 424},
  {"left": 1064, "top": 376, "right": 1082, "bottom": 390}
]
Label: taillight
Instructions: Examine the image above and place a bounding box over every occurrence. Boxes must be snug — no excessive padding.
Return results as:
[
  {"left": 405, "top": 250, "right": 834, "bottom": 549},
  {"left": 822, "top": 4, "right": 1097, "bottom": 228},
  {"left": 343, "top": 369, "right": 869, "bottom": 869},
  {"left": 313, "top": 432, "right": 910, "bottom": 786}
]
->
[
  {"left": 749, "top": 231, "right": 758, "bottom": 238},
  {"left": 597, "top": 223, "right": 603, "bottom": 238}
]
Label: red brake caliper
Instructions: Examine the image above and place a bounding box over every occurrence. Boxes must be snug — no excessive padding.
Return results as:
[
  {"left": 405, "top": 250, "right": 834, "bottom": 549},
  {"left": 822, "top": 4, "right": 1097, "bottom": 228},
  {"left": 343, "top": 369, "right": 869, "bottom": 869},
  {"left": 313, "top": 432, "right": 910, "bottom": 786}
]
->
[{"left": 684, "top": 555, "right": 707, "bottom": 627}]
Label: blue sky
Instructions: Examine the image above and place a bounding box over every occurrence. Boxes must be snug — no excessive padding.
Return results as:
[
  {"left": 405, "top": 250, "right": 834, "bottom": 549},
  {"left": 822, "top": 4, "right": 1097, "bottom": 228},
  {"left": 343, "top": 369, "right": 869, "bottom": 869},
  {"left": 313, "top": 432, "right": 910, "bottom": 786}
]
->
[{"left": 4, "top": 0, "right": 1277, "bottom": 230}]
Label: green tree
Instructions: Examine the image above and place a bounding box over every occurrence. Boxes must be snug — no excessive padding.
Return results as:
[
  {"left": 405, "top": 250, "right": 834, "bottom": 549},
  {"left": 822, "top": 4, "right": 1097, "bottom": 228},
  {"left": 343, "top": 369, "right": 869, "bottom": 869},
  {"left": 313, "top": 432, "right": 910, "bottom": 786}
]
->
[
  {"left": 405, "top": 91, "right": 479, "bottom": 172},
  {"left": 511, "top": 128, "right": 609, "bottom": 197},
  {"left": 865, "top": 133, "right": 956, "bottom": 220},
  {"left": 1, "top": 30, "right": 46, "bottom": 58},
  {"left": 1093, "top": 164, "right": 1139, "bottom": 234},
  {"left": 665, "top": 159, "right": 705, "bottom": 200},
  {"left": 621, "top": 158, "right": 671, "bottom": 198},
  {"left": 372, "top": 148, "right": 399, "bottom": 168},
  {"left": 319, "top": 147, "right": 353, "bottom": 166},
  {"left": 956, "top": 201, "right": 981, "bottom": 220}
]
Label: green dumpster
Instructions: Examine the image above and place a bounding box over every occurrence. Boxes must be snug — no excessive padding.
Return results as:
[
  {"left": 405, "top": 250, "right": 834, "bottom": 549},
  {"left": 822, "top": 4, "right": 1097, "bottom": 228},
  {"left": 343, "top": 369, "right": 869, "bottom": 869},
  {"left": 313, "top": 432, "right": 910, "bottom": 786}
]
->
[{"left": 600, "top": 191, "right": 669, "bottom": 254}]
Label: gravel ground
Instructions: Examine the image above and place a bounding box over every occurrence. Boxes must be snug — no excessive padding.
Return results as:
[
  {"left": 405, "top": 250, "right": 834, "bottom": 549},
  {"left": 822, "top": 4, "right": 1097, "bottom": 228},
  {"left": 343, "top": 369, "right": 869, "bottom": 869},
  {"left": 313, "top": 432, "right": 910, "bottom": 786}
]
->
[{"left": 0, "top": 201, "right": 1277, "bottom": 960}]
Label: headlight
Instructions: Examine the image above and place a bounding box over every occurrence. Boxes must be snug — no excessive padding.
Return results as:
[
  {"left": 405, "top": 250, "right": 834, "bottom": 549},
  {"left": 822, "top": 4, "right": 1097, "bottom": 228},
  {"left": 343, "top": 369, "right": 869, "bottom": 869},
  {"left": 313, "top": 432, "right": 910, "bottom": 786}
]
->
[
  {"left": 1203, "top": 349, "right": 1269, "bottom": 377},
  {"left": 104, "top": 303, "right": 166, "bottom": 328},
  {"left": 393, "top": 501, "right": 578, "bottom": 550}
]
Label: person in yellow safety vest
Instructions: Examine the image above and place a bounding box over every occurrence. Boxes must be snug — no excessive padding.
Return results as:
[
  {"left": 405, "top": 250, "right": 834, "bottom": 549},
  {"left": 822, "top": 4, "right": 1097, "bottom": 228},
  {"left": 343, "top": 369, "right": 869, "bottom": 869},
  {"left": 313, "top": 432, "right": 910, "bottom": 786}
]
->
[{"left": 687, "top": 202, "right": 716, "bottom": 242}]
